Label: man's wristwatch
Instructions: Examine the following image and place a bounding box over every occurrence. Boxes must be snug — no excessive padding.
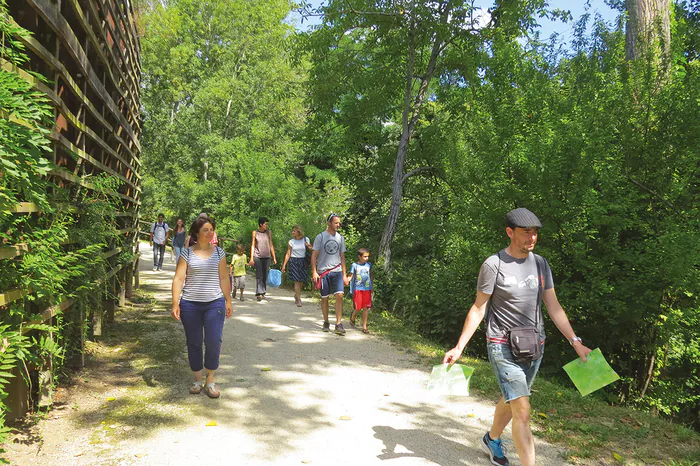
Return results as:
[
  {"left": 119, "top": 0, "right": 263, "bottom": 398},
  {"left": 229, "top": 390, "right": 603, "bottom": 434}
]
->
[{"left": 570, "top": 336, "right": 583, "bottom": 346}]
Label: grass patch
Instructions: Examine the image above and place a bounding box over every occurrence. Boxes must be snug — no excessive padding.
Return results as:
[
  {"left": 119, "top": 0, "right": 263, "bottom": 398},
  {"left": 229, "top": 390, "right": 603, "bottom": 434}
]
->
[{"left": 359, "top": 305, "right": 700, "bottom": 465}]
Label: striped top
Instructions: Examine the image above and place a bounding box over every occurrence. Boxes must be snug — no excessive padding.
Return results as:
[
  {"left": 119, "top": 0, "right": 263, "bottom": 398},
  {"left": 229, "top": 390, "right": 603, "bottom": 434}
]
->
[{"left": 181, "top": 246, "right": 226, "bottom": 302}]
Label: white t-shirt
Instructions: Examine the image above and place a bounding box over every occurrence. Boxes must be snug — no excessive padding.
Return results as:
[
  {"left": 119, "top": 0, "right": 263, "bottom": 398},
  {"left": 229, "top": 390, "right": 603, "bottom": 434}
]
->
[
  {"left": 288, "top": 237, "right": 310, "bottom": 258},
  {"left": 150, "top": 221, "right": 169, "bottom": 244}
]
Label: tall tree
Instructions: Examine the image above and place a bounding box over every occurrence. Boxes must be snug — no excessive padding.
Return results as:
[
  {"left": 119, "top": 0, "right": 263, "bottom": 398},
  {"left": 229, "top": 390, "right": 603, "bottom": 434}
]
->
[
  {"left": 305, "top": 0, "right": 556, "bottom": 270},
  {"left": 625, "top": 0, "right": 671, "bottom": 66},
  {"left": 139, "top": 0, "right": 336, "bottom": 238}
]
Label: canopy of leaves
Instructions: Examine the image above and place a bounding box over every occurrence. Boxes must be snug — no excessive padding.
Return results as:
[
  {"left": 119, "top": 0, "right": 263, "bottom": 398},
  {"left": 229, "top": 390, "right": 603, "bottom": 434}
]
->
[{"left": 138, "top": 0, "right": 345, "bottom": 242}]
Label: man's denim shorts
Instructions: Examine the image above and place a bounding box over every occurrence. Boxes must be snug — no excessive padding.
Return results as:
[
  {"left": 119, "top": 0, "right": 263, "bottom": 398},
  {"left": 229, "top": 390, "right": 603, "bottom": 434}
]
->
[
  {"left": 487, "top": 342, "right": 544, "bottom": 402},
  {"left": 321, "top": 271, "right": 344, "bottom": 298}
]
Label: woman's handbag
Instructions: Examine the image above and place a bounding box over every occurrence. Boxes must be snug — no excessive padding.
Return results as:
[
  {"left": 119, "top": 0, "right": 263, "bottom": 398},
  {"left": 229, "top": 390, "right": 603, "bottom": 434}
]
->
[{"left": 268, "top": 268, "right": 282, "bottom": 288}]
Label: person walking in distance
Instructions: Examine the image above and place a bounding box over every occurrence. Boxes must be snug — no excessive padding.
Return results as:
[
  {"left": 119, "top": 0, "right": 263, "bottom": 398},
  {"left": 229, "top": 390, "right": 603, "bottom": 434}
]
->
[
  {"left": 248, "top": 217, "right": 277, "bottom": 301},
  {"left": 348, "top": 248, "right": 373, "bottom": 334},
  {"left": 171, "top": 216, "right": 233, "bottom": 398},
  {"left": 443, "top": 208, "right": 592, "bottom": 466},
  {"left": 230, "top": 243, "right": 248, "bottom": 301},
  {"left": 171, "top": 218, "right": 187, "bottom": 265},
  {"left": 311, "top": 213, "right": 349, "bottom": 335},
  {"left": 150, "top": 213, "right": 170, "bottom": 271},
  {"left": 282, "top": 225, "right": 312, "bottom": 307}
]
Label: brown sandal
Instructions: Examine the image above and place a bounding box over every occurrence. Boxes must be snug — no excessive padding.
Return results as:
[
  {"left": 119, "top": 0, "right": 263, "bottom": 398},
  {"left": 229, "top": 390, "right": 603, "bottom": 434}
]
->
[
  {"left": 362, "top": 328, "right": 369, "bottom": 334},
  {"left": 189, "top": 381, "right": 204, "bottom": 394},
  {"left": 204, "top": 382, "right": 220, "bottom": 399}
]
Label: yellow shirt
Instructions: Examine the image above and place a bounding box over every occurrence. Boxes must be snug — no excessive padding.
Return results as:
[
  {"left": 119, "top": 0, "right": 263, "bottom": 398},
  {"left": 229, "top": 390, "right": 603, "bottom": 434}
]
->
[{"left": 232, "top": 254, "right": 247, "bottom": 276}]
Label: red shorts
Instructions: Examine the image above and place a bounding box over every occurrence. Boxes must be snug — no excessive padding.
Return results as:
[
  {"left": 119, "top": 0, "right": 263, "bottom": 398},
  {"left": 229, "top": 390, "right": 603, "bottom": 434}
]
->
[{"left": 353, "top": 290, "right": 372, "bottom": 310}]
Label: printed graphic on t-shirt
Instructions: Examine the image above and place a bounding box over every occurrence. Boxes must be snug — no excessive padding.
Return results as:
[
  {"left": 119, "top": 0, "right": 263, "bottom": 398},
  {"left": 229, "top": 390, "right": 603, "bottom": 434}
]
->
[
  {"left": 351, "top": 262, "right": 372, "bottom": 291},
  {"left": 504, "top": 274, "right": 538, "bottom": 289},
  {"left": 324, "top": 239, "right": 340, "bottom": 255},
  {"left": 232, "top": 254, "right": 247, "bottom": 276}
]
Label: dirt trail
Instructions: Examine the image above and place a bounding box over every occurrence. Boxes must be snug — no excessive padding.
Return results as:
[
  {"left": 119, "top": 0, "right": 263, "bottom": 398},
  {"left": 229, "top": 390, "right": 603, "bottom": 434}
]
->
[{"left": 5, "top": 243, "right": 571, "bottom": 465}]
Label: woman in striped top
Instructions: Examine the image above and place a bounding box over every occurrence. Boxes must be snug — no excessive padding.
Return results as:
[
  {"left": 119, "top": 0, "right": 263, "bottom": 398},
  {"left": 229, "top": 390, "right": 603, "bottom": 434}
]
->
[{"left": 171, "top": 216, "right": 233, "bottom": 398}]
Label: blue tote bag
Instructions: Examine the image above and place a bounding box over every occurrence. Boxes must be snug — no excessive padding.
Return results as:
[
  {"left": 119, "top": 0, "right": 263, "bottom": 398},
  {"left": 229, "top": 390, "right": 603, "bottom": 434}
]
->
[{"left": 267, "top": 268, "right": 282, "bottom": 288}]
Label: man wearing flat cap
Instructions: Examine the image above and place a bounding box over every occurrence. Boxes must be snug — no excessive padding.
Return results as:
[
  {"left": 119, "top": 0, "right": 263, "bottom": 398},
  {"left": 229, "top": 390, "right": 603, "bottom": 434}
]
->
[{"left": 444, "top": 207, "right": 592, "bottom": 466}]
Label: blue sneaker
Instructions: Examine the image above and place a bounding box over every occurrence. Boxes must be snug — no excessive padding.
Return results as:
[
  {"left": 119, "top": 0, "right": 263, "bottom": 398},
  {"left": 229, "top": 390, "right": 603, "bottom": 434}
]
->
[{"left": 481, "top": 432, "right": 509, "bottom": 466}]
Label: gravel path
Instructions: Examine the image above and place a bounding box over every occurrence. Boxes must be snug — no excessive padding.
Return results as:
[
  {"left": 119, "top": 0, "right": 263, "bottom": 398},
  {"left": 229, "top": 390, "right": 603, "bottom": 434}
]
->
[{"left": 6, "top": 243, "right": 571, "bottom": 465}]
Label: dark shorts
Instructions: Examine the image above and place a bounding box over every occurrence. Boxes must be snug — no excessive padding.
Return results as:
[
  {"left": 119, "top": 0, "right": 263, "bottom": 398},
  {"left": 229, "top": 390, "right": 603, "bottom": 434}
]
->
[
  {"left": 487, "top": 341, "right": 544, "bottom": 402},
  {"left": 320, "top": 271, "right": 344, "bottom": 298}
]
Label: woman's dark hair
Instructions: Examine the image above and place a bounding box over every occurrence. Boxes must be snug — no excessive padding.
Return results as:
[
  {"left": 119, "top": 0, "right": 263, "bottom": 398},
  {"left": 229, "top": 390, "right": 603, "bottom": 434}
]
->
[
  {"left": 258, "top": 216, "right": 269, "bottom": 226},
  {"left": 189, "top": 216, "right": 215, "bottom": 241}
]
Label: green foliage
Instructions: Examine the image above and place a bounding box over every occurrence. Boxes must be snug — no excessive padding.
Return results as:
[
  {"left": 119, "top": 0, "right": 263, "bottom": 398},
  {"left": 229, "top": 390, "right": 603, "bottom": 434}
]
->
[
  {"left": 139, "top": 0, "right": 341, "bottom": 242},
  {"left": 0, "top": 0, "right": 128, "bottom": 450},
  {"left": 304, "top": 3, "right": 700, "bottom": 430}
]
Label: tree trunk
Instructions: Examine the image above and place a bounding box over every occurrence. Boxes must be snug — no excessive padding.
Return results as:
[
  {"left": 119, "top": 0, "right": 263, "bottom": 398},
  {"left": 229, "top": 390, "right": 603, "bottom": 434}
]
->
[
  {"left": 625, "top": 0, "right": 671, "bottom": 67},
  {"left": 378, "top": 2, "right": 451, "bottom": 271}
]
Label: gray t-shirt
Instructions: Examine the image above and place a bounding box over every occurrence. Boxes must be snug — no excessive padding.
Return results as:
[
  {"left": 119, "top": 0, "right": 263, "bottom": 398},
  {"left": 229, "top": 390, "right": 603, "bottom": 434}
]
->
[
  {"left": 313, "top": 230, "right": 346, "bottom": 273},
  {"left": 477, "top": 250, "right": 553, "bottom": 341}
]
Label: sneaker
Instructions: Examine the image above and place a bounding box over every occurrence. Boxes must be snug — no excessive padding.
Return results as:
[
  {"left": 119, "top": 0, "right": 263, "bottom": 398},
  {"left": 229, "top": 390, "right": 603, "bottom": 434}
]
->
[
  {"left": 152, "top": 266, "right": 158, "bottom": 272},
  {"left": 240, "top": 296, "right": 244, "bottom": 301},
  {"left": 334, "top": 323, "right": 346, "bottom": 336},
  {"left": 157, "top": 267, "right": 163, "bottom": 271},
  {"left": 481, "top": 432, "right": 509, "bottom": 466},
  {"left": 322, "top": 321, "right": 330, "bottom": 332}
]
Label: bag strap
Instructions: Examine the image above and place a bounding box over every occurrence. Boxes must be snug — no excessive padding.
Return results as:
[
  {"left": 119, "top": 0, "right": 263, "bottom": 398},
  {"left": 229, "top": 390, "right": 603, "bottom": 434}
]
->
[
  {"left": 485, "top": 252, "right": 502, "bottom": 328},
  {"left": 534, "top": 254, "right": 544, "bottom": 330}
]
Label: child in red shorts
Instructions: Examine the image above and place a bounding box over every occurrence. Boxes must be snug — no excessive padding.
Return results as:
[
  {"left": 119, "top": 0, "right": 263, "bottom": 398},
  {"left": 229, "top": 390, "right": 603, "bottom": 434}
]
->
[{"left": 348, "top": 248, "right": 373, "bottom": 334}]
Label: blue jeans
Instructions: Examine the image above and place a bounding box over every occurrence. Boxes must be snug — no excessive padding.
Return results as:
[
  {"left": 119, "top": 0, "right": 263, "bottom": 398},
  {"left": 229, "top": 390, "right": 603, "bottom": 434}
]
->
[
  {"left": 153, "top": 242, "right": 166, "bottom": 268},
  {"left": 173, "top": 246, "right": 185, "bottom": 265},
  {"left": 179, "top": 297, "right": 226, "bottom": 372},
  {"left": 487, "top": 342, "right": 544, "bottom": 402},
  {"left": 321, "top": 271, "right": 344, "bottom": 298}
]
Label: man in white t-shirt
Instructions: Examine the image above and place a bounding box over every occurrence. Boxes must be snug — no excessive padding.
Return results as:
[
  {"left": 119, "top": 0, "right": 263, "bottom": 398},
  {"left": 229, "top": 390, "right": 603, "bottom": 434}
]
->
[{"left": 149, "top": 213, "right": 170, "bottom": 271}]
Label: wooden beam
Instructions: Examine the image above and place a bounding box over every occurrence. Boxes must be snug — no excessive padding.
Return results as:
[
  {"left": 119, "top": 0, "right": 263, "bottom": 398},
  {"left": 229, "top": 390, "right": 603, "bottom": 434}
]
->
[
  {"left": 65, "top": 0, "right": 140, "bottom": 124},
  {"left": 15, "top": 3, "right": 141, "bottom": 153},
  {"left": 0, "top": 244, "right": 30, "bottom": 260},
  {"left": 49, "top": 131, "right": 140, "bottom": 192},
  {"left": 2, "top": 59, "right": 142, "bottom": 180},
  {"left": 0, "top": 288, "right": 31, "bottom": 307},
  {"left": 23, "top": 298, "right": 75, "bottom": 333},
  {"left": 101, "top": 247, "right": 122, "bottom": 260},
  {"left": 8, "top": 203, "right": 41, "bottom": 214}
]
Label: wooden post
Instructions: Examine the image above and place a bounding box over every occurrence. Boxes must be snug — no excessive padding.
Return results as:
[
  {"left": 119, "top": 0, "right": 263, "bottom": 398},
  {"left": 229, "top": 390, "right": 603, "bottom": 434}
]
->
[
  {"left": 106, "top": 275, "right": 115, "bottom": 324},
  {"left": 125, "top": 262, "right": 134, "bottom": 298},
  {"left": 37, "top": 321, "right": 54, "bottom": 407},
  {"left": 5, "top": 367, "right": 30, "bottom": 421},
  {"left": 118, "top": 268, "right": 126, "bottom": 307},
  {"left": 134, "top": 256, "right": 140, "bottom": 288},
  {"left": 93, "top": 295, "right": 103, "bottom": 338}
]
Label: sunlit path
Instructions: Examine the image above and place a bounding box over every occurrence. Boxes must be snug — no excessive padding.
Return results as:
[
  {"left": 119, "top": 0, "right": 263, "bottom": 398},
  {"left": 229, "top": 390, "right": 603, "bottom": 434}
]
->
[{"left": 8, "top": 243, "right": 570, "bottom": 466}]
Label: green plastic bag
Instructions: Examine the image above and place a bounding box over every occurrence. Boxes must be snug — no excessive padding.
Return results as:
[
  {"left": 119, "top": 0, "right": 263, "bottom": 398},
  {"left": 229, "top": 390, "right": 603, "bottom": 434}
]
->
[
  {"left": 563, "top": 348, "right": 620, "bottom": 397},
  {"left": 426, "top": 363, "right": 474, "bottom": 396}
]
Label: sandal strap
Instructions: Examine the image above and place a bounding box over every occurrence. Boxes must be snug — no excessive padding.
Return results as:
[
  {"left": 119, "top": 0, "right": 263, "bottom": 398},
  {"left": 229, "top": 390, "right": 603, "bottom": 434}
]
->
[{"left": 193, "top": 381, "right": 204, "bottom": 388}]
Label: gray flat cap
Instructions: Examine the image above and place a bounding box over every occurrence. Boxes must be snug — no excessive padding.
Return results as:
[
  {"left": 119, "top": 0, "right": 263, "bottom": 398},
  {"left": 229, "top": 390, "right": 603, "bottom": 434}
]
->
[{"left": 506, "top": 208, "right": 542, "bottom": 229}]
